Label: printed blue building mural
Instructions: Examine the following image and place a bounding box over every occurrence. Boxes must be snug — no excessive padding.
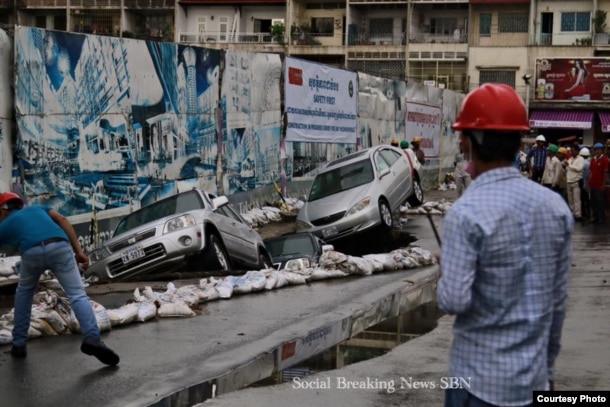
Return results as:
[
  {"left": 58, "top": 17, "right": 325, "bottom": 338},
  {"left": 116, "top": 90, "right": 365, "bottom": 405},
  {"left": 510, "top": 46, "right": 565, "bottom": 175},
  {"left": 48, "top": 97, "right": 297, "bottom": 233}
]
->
[{"left": 14, "top": 27, "right": 227, "bottom": 216}]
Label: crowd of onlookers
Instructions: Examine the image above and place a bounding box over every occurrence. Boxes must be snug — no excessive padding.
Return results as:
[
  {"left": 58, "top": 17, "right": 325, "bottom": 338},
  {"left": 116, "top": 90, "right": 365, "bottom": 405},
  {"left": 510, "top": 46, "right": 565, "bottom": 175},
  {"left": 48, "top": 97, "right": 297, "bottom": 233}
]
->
[{"left": 522, "top": 135, "right": 609, "bottom": 224}]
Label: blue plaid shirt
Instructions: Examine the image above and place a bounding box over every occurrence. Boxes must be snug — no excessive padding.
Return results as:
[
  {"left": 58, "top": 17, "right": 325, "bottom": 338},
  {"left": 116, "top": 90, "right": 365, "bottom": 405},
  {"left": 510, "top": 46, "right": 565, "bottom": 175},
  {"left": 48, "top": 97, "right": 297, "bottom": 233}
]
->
[
  {"left": 527, "top": 146, "right": 547, "bottom": 171},
  {"left": 438, "top": 167, "right": 573, "bottom": 406}
]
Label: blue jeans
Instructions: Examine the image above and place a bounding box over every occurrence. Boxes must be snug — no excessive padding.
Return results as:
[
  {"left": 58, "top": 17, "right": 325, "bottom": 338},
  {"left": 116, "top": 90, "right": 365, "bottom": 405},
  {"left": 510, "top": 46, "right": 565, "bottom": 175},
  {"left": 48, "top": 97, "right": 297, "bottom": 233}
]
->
[
  {"left": 12, "top": 240, "right": 100, "bottom": 346},
  {"left": 445, "top": 388, "right": 532, "bottom": 407}
]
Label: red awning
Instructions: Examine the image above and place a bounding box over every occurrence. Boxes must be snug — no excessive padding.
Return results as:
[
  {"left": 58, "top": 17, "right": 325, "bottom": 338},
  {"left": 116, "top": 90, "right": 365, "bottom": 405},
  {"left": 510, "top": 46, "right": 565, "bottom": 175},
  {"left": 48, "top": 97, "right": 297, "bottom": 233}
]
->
[
  {"left": 599, "top": 112, "right": 610, "bottom": 133},
  {"left": 529, "top": 111, "right": 593, "bottom": 129}
]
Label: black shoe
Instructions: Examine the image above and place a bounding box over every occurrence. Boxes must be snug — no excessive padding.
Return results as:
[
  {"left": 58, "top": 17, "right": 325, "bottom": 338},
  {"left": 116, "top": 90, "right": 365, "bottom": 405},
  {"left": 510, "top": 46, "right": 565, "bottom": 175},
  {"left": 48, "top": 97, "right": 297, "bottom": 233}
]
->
[
  {"left": 11, "top": 345, "right": 27, "bottom": 358},
  {"left": 81, "top": 337, "right": 120, "bottom": 366}
]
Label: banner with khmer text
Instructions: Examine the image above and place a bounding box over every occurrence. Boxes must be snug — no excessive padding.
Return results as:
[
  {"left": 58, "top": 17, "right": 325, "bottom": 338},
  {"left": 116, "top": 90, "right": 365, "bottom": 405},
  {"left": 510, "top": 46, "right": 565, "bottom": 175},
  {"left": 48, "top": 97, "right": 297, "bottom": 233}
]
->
[{"left": 285, "top": 57, "right": 357, "bottom": 143}]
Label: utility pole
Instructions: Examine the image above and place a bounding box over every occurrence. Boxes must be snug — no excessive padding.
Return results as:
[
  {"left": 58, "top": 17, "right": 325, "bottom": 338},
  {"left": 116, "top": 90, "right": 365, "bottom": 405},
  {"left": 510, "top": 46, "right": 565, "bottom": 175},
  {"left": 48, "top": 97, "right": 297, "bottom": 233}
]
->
[{"left": 522, "top": 74, "right": 532, "bottom": 117}]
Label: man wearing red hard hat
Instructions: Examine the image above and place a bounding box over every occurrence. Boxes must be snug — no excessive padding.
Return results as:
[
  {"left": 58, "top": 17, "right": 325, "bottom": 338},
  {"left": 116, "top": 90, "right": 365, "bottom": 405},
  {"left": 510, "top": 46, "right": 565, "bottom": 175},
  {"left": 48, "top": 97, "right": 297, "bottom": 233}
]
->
[
  {"left": 437, "top": 84, "right": 573, "bottom": 406},
  {"left": 0, "top": 192, "right": 119, "bottom": 366}
]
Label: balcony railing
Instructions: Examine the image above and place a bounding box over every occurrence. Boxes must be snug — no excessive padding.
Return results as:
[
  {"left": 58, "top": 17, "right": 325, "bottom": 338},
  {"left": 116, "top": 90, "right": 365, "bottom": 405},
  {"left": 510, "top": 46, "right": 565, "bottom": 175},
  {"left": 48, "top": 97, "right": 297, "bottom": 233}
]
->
[
  {"left": 594, "top": 33, "right": 610, "bottom": 46},
  {"left": 123, "top": 0, "right": 174, "bottom": 8},
  {"left": 15, "top": 0, "right": 173, "bottom": 6},
  {"left": 179, "top": 31, "right": 282, "bottom": 45},
  {"left": 470, "top": 33, "right": 529, "bottom": 47},
  {"left": 17, "top": 0, "right": 68, "bottom": 7},
  {"left": 536, "top": 32, "right": 593, "bottom": 47}
]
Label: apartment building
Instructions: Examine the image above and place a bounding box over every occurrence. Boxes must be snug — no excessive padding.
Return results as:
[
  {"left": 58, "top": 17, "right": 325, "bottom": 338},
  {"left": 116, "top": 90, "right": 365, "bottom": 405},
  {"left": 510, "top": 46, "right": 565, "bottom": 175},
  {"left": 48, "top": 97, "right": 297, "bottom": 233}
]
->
[
  {"left": 0, "top": 0, "right": 174, "bottom": 41},
  {"left": 2, "top": 0, "right": 610, "bottom": 144}
]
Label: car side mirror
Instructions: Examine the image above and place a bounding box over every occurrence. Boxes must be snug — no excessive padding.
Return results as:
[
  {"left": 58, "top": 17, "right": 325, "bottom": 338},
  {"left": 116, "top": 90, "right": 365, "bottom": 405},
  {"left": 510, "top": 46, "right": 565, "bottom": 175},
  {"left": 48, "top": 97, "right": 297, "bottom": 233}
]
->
[
  {"left": 379, "top": 168, "right": 390, "bottom": 179},
  {"left": 211, "top": 195, "right": 229, "bottom": 210}
]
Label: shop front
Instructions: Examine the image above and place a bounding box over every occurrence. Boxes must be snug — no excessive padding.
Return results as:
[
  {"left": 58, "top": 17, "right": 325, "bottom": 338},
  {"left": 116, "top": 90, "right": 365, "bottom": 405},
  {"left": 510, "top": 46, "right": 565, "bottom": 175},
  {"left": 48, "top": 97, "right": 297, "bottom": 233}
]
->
[{"left": 528, "top": 110, "right": 594, "bottom": 146}]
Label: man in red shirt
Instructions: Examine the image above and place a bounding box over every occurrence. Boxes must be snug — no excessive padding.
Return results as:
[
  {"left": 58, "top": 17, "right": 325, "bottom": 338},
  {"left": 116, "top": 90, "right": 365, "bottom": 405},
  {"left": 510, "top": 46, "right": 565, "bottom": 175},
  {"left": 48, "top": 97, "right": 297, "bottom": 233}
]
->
[{"left": 588, "top": 143, "right": 609, "bottom": 224}]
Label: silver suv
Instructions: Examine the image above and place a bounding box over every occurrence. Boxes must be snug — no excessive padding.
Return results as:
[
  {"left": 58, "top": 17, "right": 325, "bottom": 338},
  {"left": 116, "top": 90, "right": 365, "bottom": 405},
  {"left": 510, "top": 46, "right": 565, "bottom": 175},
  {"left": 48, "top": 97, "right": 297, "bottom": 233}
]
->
[{"left": 85, "top": 189, "right": 272, "bottom": 282}]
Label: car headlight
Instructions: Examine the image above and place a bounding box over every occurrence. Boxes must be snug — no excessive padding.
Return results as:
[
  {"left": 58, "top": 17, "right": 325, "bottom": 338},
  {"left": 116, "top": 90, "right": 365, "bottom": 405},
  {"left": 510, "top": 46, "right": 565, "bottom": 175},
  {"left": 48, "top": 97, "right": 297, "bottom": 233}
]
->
[
  {"left": 163, "top": 214, "right": 196, "bottom": 234},
  {"left": 285, "top": 258, "right": 311, "bottom": 271},
  {"left": 345, "top": 197, "right": 371, "bottom": 217},
  {"left": 88, "top": 248, "right": 108, "bottom": 264},
  {"left": 295, "top": 220, "right": 312, "bottom": 231}
]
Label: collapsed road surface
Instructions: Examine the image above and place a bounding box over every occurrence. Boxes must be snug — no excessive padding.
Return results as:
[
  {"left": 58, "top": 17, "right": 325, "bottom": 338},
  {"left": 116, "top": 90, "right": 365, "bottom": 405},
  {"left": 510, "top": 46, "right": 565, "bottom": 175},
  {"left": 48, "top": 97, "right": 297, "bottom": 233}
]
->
[{"left": 0, "top": 213, "right": 443, "bottom": 407}]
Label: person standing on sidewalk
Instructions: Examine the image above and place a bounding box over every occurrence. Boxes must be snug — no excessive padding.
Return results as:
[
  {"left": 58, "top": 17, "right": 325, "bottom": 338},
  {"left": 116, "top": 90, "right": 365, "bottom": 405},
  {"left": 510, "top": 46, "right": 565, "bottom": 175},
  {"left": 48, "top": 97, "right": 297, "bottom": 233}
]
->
[
  {"left": 541, "top": 144, "right": 560, "bottom": 190},
  {"left": 580, "top": 147, "right": 592, "bottom": 222},
  {"left": 526, "top": 135, "right": 547, "bottom": 183},
  {"left": 438, "top": 84, "right": 573, "bottom": 407},
  {"left": 0, "top": 192, "right": 120, "bottom": 366},
  {"left": 454, "top": 149, "right": 471, "bottom": 198},
  {"left": 555, "top": 147, "right": 569, "bottom": 201},
  {"left": 565, "top": 146, "right": 585, "bottom": 221},
  {"left": 589, "top": 143, "right": 609, "bottom": 224}
]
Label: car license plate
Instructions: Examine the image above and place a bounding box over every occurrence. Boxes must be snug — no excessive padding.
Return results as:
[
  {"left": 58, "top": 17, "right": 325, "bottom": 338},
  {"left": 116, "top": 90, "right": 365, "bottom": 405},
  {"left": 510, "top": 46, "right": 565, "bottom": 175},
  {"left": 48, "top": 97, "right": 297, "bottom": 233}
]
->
[
  {"left": 322, "top": 226, "right": 338, "bottom": 238},
  {"left": 121, "top": 245, "right": 145, "bottom": 264}
]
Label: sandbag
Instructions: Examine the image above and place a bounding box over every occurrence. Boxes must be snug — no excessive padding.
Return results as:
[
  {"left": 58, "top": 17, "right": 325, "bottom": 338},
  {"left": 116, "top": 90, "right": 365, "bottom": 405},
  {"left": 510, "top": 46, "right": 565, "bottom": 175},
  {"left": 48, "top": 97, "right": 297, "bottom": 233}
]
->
[
  {"left": 135, "top": 302, "right": 158, "bottom": 322},
  {"left": 157, "top": 302, "right": 195, "bottom": 318},
  {"left": 362, "top": 254, "right": 385, "bottom": 272},
  {"left": 107, "top": 303, "right": 140, "bottom": 327},
  {"left": 174, "top": 285, "right": 203, "bottom": 306},
  {"left": 0, "top": 328, "right": 12, "bottom": 345}
]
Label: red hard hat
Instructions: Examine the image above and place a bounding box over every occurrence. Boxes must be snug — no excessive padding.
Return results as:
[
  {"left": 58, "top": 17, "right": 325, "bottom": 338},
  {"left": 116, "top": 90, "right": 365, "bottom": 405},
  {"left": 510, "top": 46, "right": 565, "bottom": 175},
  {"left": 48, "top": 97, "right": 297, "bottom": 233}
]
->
[
  {"left": 0, "top": 192, "right": 24, "bottom": 209},
  {"left": 452, "top": 83, "right": 529, "bottom": 131}
]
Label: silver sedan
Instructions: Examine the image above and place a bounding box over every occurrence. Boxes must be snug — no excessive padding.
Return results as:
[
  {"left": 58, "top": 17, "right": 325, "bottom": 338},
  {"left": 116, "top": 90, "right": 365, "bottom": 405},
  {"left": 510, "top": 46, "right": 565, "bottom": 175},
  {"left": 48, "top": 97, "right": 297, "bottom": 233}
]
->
[{"left": 295, "top": 145, "right": 423, "bottom": 242}]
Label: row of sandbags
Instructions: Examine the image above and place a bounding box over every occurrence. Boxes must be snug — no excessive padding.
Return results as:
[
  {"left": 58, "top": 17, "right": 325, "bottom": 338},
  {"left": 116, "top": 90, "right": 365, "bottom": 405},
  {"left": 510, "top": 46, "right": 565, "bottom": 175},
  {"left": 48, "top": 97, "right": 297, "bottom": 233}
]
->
[
  {"left": 240, "top": 198, "right": 305, "bottom": 228},
  {"left": 0, "top": 246, "right": 436, "bottom": 345},
  {"left": 400, "top": 200, "right": 453, "bottom": 216}
]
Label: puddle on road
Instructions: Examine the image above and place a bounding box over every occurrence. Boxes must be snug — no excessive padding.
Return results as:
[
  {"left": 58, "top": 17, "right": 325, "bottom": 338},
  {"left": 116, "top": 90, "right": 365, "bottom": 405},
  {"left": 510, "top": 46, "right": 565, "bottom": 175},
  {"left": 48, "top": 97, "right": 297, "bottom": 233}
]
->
[{"left": 249, "top": 301, "right": 444, "bottom": 388}]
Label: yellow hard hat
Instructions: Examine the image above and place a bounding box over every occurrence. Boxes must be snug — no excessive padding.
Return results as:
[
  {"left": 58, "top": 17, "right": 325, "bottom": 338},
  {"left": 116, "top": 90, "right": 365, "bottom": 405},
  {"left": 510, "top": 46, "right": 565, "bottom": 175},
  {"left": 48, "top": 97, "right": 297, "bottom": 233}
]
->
[
  {"left": 557, "top": 147, "right": 568, "bottom": 155},
  {"left": 413, "top": 137, "right": 421, "bottom": 143},
  {"left": 390, "top": 138, "right": 399, "bottom": 146}
]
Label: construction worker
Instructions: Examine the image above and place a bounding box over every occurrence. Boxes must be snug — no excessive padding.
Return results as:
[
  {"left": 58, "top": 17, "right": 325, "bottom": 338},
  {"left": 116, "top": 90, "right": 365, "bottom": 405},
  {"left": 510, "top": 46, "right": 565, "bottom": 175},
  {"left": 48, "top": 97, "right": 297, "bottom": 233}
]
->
[
  {"left": 438, "top": 84, "right": 573, "bottom": 406},
  {"left": 411, "top": 136, "right": 426, "bottom": 165},
  {"left": 565, "top": 145, "right": 585, "bottom": 221},
  {"left": 526, "top": 134, "right": 547, "bottom": 183},
  {"left": 541, "top": 144, "right": 560, "bottom": 190},
  {"left": 399, "top": 139, "right": 420, "bottom": 172}
]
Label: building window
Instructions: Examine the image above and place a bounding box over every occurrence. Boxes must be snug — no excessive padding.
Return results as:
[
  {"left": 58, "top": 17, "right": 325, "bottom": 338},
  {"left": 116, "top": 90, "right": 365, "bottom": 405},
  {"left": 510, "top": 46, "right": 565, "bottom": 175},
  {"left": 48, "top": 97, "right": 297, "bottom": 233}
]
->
[
  {"left": 479, "top": 71, "right": 515, "bottom": 88},
  {"left": 311, "top": 17, "right": 334, "bottom": 36},
  {"left": 430, "top": 18, "right": 458, "bottom": 35},
  {"left": 480, "top": 13, "right": 491, "bottom": 36},
  {"left": 498, "top": 13, "right": 528, "bottom": 33},
  {"left": 369, "top": 18, "right": 393, "bottom": 37},
  {"left": 561, "top": 12, "right": 591, "bottom": 32}
]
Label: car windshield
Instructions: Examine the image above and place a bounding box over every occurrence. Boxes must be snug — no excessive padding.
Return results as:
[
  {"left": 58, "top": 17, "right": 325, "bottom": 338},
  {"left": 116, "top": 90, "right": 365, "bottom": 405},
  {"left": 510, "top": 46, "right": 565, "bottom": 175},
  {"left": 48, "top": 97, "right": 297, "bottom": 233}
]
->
[
  {"left": 266, "top": 234, "right": 315, "bottom": 257},
  {"left": 113, "top": 190, "right": 204, "bottom": 236},
  {"left": 308, "top": 159, "right": 374, "bottom": 201}
]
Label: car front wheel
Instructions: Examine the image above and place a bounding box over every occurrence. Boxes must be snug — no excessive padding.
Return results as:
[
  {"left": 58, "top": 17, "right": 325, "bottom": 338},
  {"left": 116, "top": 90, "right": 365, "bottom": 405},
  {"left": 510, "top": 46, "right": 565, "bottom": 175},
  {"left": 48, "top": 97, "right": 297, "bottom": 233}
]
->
[
  {"left": 204, "top": 234, "right": 231, "bottom": 272},
  {"left": 379, "top": 199, "right": 393, "bottom": 229}
]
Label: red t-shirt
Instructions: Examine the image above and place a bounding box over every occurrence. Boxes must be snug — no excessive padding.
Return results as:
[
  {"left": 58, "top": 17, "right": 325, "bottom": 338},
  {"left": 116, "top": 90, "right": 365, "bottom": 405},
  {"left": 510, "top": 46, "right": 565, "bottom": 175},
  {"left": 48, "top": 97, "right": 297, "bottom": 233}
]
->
[{"left": 589, "top": 155, "right": 609, "bottom": 190}]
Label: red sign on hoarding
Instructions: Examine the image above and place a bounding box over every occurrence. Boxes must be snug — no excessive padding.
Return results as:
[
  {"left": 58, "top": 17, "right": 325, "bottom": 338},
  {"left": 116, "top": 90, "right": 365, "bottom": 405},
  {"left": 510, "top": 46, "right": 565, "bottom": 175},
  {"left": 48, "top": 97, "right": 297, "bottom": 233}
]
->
[{"left": 535, "top": 57, "right": 610, "bottom": 102}]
